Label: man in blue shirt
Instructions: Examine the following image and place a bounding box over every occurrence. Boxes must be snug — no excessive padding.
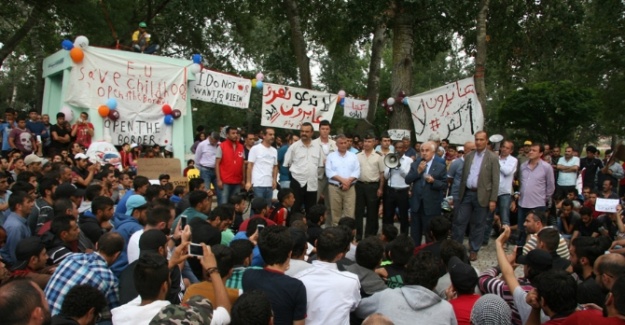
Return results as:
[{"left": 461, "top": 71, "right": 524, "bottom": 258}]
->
[
  {"left": 0, "top": 108, "right": 17, "bottom": 158},
  {"left": 0, "top": 191, "right": 35, "bottom": 265}
]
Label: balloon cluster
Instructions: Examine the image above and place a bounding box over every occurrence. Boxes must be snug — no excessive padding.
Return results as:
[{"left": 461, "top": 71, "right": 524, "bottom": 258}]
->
[
  {"left": 162, "top": 104, "right": 181, "bottom": 126},
  {"left": 190, "top": 54, "right": 202, "bottom": 75},
  {"left": 98, "top": 98, "right": 120, "bottom": 121},
  {"left": 251, "top": 72, "right": 264, "bottom": 90},
  {"left": 61, "top": 36, "right": 89, "bottom": 64},
  {"left": 382, "top": 91, "right": 408, "bottom": 114},
  {"left": 59, "top": 106, "right": 74, "bottom": 122}
]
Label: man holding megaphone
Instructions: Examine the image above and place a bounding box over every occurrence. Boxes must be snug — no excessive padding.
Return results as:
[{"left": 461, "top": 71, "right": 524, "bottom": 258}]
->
[{"left": 382, "top": 141, "right": 413, "bottom": 234}]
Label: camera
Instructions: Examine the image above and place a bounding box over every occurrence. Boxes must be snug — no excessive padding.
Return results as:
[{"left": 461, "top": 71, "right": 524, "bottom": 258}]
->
[{"left": 239, "top": 189, "right": 254, "bottom": 201}]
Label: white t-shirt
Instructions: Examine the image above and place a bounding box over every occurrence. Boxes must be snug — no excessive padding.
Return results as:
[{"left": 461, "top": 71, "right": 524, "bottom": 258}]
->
[
  {"left": 248, "top": 144, "right": 278, "bottom": 187},
  {"left": 557, "top": 156, "right": 580, "bottom": 186},
  {"left": 127, "top": 229, "right": 144, "bottom": 264}
]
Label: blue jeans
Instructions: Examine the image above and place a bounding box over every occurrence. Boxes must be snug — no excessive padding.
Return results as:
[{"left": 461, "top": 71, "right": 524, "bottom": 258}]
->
[
  {"left": 253, "top": 186, "right": 273, "bottom": 207},
  {"left": 220, "top": 183, "right": 241, "bottom": 204},
  {"left": 517, "top": 206, "right": 546, "bottom": 246},
  {"left": 199, "top": 166, "right": 221, "bottom": 200},
  {"left": 498, "top": 194, "right": 512, "bottom": 226},
  {"left": 452, "top": 191, "right": 488, "bottom": 253},
  {"left": 483, "top": 194, "right": 512, "bottom": 243}
]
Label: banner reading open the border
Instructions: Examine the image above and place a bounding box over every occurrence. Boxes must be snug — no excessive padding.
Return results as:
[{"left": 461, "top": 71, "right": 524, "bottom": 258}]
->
[
  {"left": 65, "top": 47, "right": 187, "bottom": 146},
  {"left": 190, "top": 69, "right": 252, "bottom": 109},
  {"left": 406, "top": 77, "right": 484, "bottom": 145},
  {"left": 260, "top": 83, "right": 338, "bottom": 130}
]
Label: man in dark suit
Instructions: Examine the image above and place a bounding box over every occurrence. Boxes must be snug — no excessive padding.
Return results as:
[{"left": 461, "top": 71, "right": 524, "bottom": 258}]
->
[
  {"left": 452, "top": 131, "right": 500, "bottom": 261},
  {"left": 405, "top": 141, "right": 448, "bottom": 246}
]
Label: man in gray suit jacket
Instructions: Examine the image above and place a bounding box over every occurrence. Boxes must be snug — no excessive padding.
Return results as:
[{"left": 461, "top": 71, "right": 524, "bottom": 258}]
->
[
  {"left": 405, "top": 141, "right": 448, "bottom": 246},
  {"left": 452, "top": 131, "right": 500, "bottom": 261}
]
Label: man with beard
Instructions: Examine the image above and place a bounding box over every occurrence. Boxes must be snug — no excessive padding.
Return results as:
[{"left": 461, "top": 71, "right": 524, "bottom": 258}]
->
[
  {"left": 0, "top": 279, "right": 52, "bottom": 325},
  {"left": 215, "top": 126, "right": 245, "bottom": 204},
  {"left": 594, "top": 253, "right": 625, "bottom": 295},
  {"left": 284, "top": 122, "right": 325, "bottom": 214},
  {"left": 570, "top": 236, "right": 612, "bottom": 308},
  {"left": 563, "top": 275, "right": 625, "bottom": 325},
  {"left": 126, "top": 207, "right": 174, "bottom": 264}
]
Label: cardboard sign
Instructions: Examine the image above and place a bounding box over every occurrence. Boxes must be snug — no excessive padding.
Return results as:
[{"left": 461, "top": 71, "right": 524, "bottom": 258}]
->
[
  {"left": 136, "top": 158, "right": 181, "bottom": 179},
  {"left": 169, "top": 176, "right": 189, "bottom": 190},
  {"left": 388, "top": 129, "right": 411, "bottom": 141}
]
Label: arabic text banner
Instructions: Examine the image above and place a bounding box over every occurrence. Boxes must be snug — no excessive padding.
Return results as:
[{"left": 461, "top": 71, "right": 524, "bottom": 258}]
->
[
  {"left": 260, "top": 83, "right": 338, "bottom": 130},
  {"left": 406, "top": 77, "right": 484, "bottom": 145}
]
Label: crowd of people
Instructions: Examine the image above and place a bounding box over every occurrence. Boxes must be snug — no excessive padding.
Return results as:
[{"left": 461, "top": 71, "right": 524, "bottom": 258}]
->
[{"left": 1, "top": 110, "right": 625, "bottom": 325}]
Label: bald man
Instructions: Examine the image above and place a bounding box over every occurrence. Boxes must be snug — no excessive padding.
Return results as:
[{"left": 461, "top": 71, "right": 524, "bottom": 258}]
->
[
  {"left": 595, "top": 253, "right": 625, "bottom": 294},
  {"left": 405, "top": 141, "right": 448, "bottom": 245}
]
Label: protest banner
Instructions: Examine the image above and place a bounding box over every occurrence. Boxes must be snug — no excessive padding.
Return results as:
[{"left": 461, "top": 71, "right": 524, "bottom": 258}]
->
[
  {"left": 137, "top": 158, "right": 182, "bottom": 179},
  {"left": 190, "top": 69, "right": 252, "bottom": 108},
  {"left": 65, "top": 47, "right": 187, "bottom": 146},
  {"left": 388, "top": 129, "right": 411, "bottom": 141},
  {"left": 260, "top": 83, "right": 338, "bottom": 130},
  {"left": 343, "top": 98, "right": 369, "bottom": 119},
  {"left": 406, "top": 77, "right": 484, "bottom": 144}
]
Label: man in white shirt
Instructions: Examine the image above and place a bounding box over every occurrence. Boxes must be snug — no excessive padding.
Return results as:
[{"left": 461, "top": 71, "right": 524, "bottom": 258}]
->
[
  {"left": 194, "top": 131, "right": 221, "bottom": 198},
  {"left": 325, "top": 134, "right": 360, "bottom": 225},
  {"left": 293, "top": 227, "right": 360, "bottom": 325},
  {"left": 245, "top": 127, "right": 278, "bottom": 207},
  {"left": 383, "top": 141, "right": 412, "bottom": 235},
  {"left": 283, "top": 122, "right": 325, "bottom": 214},
  {"left": 484, "top": 140, "right": 517, "bottom": 244},
  {"left": 556, "top": 146, "right": 580, "bottom": 197},
  {"left": 312, "top": 120, "right": 336, "bottom": 223}
]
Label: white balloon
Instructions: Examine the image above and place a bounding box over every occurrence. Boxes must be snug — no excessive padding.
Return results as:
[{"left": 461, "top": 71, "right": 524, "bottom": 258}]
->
[
  {"left": 74, "top": 35, "right": 89, "bottom": 49},
  {"left": 387, "top": 97, "right": 395, "bottom": 106},
  {"left": 190, "top": 64, "right": 202, "bottom": 74},
  {"left": 59, "top": 106, "right": 74, "bottom": 122}
]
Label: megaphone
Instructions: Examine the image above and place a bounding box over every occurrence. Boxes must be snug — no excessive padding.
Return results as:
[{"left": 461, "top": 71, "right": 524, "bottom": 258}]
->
[
  {"left": 384, "top": 153, "right": 400, "bottom": 169},
  {"left": 489, "top": 134, "right": 504, "bottom": 152}
]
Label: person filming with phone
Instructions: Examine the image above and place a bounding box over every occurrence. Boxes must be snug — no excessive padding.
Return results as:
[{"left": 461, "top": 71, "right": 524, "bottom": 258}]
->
[{"left": 71, "top": 112, "right": 94, "bottom": 149}]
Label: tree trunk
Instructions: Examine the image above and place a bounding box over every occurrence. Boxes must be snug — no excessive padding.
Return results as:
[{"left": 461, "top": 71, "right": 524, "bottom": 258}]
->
[
  {"left": 281, "top": 0, "right": 312, "bottom": 89},
  {"left": 475, "top": 0, "right": 489, "bottom": 117},
  {"left": 0, "top": 4, "right": 43, "bottom": 69},
  {"left": 388, "top": 4, "right": 414, "bottom": 132},
  {"left": 356, "top": 20, "right": 387, "bottom": 136}
]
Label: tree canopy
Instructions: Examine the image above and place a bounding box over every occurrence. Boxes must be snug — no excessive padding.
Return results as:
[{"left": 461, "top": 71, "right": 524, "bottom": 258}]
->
[{"left": 0, "top": 0, "right": 623, "bottom": 145}]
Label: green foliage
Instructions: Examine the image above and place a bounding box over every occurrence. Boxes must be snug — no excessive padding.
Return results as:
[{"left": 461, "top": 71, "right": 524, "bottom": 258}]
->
[{"left": 498, "top": 81, "right": 599, "bottom": 147}]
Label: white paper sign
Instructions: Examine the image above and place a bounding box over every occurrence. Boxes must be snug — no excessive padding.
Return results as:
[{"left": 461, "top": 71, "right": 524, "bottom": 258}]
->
[
  {"left": 595, "top": 198, "right": 620, "bottom": 213},
  {"left": 406, "top": 77, "right": 484, "bottom": 145},
  {"left": 190, "top": 69, "right": 252, "bottom": 109},
  {"left": 388, "top": 129, "right": 411, "bottom": 141},
  {"left": 260, "top": 83, "right": 338, "bottom": 130},
  {"left": 65, "top": 47, "right": 187, "bottom": 146},
  {"left": 343, "top": 98, "right": 369, "bottom": 119}
]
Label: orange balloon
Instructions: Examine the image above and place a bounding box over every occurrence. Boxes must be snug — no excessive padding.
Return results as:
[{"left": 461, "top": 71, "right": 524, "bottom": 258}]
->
[
  {"left": 98, "top": 105, "right": 110, "bottom": 117},
  {"left": 70, "top": 47, "right": 84, "bottom": 63}
]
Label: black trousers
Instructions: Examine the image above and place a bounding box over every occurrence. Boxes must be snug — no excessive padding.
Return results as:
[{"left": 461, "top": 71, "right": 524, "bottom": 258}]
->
[
  {"left": 355, "top": 181, "right": 380, "bottom": 239},
  {"left": 383, "top": 186, "right": 410, "bottom": 234},
  {"left": 290, "top": 178, "right": 317, "bottom": 215}
]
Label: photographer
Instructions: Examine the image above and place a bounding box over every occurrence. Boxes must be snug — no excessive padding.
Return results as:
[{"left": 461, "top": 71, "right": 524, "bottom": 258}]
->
[{"left": 70, "top": 112, "right": 94, "bottom": 149}]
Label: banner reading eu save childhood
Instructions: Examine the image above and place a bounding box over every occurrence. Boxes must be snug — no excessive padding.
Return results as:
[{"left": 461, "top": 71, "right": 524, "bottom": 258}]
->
[
  {"left": 343, "top": 98, "right": 369, "bottom": 119},
  {"left": 406, "top": 77, "right": 484, "bottom": 145},
  {"left": 261, "top": 83, "right": 338, "bottom": 130},
  {"left": 190, "top": 69, "right": 252, "bottom": 109},
  {"left": 65, "top": 47, "right": 187, "bottom": 146}
]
